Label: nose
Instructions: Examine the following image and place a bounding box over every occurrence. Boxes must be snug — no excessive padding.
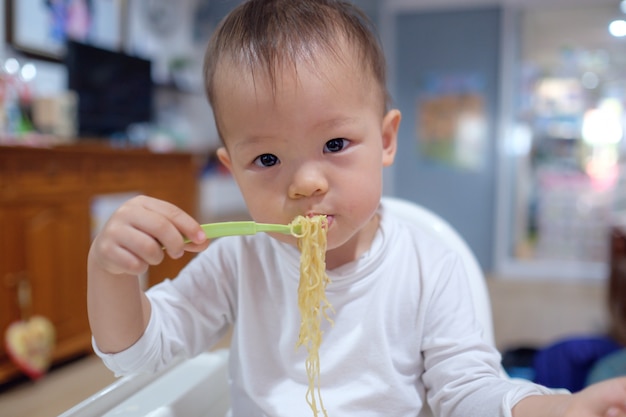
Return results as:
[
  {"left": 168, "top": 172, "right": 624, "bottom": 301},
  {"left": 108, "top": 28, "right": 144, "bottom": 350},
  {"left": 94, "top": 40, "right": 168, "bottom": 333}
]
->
[{"left": 288, "top": 162, "right": 328, "bottom": 199}]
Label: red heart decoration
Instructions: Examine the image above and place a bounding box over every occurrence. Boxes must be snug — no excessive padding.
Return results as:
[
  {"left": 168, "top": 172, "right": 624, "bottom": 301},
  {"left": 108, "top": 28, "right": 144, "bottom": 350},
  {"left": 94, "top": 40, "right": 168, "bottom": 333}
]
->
[{"left": 5, "top": 315, "right": 56, "bottom": 380}]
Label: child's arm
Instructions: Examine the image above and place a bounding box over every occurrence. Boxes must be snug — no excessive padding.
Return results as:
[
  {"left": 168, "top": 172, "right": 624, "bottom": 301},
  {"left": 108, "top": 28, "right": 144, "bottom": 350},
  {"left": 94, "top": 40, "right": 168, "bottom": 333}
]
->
[
  {"left": 87, "top": 195, "right": 208, "bottom": 354},
  {"left": 513, "top": 377, "right": 626, "bottom": 417}
]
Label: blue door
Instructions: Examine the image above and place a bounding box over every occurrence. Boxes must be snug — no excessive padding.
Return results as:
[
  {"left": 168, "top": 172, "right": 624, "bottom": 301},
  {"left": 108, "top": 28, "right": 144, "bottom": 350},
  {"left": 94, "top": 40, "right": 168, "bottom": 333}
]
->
[{"left": 392, "top": 7, "right": 501, "bottom": 271}]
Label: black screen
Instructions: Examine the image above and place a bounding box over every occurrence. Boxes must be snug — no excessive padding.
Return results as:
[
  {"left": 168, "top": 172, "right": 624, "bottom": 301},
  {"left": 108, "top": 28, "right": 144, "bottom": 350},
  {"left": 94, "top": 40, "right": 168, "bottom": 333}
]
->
[{"left": 65, "top": 40, "right": 153, "bottom": 138}]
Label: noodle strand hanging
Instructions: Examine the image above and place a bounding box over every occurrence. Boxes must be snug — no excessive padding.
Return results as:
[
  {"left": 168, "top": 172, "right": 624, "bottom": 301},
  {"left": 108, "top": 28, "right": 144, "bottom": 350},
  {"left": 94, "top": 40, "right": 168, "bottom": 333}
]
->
[{"left": 290, "top": 215, "right": 333, "bottom": 417}]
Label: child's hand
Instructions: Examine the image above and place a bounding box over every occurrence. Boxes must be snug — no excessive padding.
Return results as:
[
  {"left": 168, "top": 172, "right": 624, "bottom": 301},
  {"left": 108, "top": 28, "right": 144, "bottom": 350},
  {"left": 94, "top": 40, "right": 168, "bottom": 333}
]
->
[
  {"left": 90, "top": 195, "right": 209, "bottom": 276},
  {"left": 514, "top": 377, "right": 626, "bottom": 417},
  {"left": 563, "top": 377, "right": 626, "bottom": 417}
]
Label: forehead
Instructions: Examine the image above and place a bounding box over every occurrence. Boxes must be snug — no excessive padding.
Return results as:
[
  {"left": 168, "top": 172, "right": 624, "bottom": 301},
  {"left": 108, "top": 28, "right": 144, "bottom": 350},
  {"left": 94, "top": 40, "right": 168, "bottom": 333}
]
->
[
  {"left": 212, "top": 39, "right": 383, "bottom": 114},
  {"left": 210, "top": 45, "right": 384, "bottom": 148}
]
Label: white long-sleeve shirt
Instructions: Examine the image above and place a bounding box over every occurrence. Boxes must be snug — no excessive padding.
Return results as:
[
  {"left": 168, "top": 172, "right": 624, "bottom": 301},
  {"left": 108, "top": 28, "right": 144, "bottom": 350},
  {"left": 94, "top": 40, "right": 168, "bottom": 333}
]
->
[{"left": 94, "top": 202, "right": 553, "bottom": 416}]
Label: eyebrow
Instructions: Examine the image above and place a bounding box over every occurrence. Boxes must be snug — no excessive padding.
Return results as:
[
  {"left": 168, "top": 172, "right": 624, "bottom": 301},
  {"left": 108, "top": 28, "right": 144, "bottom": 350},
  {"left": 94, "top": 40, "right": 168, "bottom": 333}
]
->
[
  {"left": 231, "top": 136, "right": 281, "bottom": 153},
  {"left": 313, "top": 115, "right": 358, "bottom": 130},
  {"left": 229, "top": 116, "right": 359, "bottom": 153}
]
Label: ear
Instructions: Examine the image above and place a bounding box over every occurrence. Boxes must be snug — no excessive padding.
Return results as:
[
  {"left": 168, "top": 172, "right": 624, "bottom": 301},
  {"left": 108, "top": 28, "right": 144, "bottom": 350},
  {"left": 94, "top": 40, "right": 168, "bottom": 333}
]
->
[
  {"left": 381, "top": 109, "right": 401, "bottom": 167},
  {"left": 216, "top": 147, "right": 233, "bottom": 173}
]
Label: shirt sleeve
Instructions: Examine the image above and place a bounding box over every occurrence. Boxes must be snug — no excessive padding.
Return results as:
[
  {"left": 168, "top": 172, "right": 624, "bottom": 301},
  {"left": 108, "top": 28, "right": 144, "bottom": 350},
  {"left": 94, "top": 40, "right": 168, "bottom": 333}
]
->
[
  {"left": 420, "top": 252, "right": 564, "bottom": 417},
  {"left": 92, "top": 242, "right": 237, "bottom": 376},
  {"left": 500, "top": 381, "right": 568, "bottom": 417},
  {"left": 92, "top": 302, "right": 165, "bottom": 377}
]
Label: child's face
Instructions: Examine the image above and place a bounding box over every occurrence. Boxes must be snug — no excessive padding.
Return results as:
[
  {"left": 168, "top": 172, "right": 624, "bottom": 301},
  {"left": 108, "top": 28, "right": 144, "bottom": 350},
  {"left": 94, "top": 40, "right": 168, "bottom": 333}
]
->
[{"left": 215, "top": 44, "right": 400, "bottom": 267}]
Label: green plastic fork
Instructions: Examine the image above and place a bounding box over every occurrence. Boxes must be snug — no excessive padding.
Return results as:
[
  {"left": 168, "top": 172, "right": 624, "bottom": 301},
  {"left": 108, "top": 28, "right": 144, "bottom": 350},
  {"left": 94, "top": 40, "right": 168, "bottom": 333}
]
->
[{"left": 184, "top": 221, "right": 300, "bottom": 242}]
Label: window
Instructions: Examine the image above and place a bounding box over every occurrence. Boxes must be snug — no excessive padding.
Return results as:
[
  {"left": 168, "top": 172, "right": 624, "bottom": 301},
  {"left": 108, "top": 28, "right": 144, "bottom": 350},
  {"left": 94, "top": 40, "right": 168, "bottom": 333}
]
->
[{"left": 497, "top": 2, "right": 626, "bottom": 279}]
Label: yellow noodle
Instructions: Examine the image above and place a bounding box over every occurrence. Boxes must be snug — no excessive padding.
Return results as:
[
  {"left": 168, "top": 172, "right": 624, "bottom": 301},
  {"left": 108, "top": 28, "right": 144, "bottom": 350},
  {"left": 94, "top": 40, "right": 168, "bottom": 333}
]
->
[{"left": 290, "top": 215, "right": 333, "bottom": 417}]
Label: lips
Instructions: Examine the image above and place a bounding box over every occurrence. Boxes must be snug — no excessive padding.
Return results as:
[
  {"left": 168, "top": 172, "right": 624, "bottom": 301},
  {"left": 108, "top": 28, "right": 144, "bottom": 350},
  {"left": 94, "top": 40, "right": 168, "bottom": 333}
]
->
[
  {"left": 306, "top": 213, "right": 333, "bottom": 229},
  {"left": 324, "top": 215, "right": 334, "bottom": 228}
]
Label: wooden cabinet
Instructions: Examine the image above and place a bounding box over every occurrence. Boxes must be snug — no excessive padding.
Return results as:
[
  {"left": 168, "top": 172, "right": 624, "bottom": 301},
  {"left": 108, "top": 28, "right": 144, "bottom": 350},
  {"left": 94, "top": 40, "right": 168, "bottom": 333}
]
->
[{"left": 0, "top": 143, "right": 200, "bottom": 383}]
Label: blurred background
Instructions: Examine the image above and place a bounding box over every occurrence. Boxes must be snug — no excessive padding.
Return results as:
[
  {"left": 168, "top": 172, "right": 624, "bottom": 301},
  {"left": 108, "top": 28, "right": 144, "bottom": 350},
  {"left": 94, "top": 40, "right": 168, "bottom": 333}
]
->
[{"left": 1, "top": 0, "right": 626, "bottom": 415}]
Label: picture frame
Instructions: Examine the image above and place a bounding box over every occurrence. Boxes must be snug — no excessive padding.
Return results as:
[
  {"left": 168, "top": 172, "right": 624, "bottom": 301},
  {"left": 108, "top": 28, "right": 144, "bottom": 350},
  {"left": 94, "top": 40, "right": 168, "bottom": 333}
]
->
[{"left": 5, "top": 0, "right": 125, "bottom": 61}]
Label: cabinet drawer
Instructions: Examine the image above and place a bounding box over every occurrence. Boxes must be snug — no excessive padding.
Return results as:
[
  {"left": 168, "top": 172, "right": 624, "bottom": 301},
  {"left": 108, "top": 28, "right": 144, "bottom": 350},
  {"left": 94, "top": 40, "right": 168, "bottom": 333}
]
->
[
  {"left": 0, "top": 161, "right": 7, "bottom": 193},
  {"left": 89, "top": 156, "right": 149, "bottom": 190},
  {"left": 3, "top": 154, "right": 85, "bottom": 195}
]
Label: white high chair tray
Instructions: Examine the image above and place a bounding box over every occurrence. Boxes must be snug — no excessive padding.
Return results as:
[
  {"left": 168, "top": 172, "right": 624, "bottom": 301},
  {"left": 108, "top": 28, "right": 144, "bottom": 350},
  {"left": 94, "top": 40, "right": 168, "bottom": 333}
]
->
[{"left": 58, "top": 349, "right": 230, "bottom": 417}]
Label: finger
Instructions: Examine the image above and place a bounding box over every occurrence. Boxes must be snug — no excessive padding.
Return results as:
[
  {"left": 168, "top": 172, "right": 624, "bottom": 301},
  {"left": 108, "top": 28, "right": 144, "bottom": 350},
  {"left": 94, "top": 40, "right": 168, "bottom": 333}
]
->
[
  {"left": 118, "top": 196, "right": 195, "bottom": 257},
  {"left": 121, "top": 222, "right": 168, "bottom": 264},
  {"left": 100, "top": 222, "right": 171, "bottom": 274},
  {"left": 184, "top": 240, "right": 211, "bottom": 253},
  {"left": 137, "top": 196, "right": 207, "bottom": 245},
  {"left": 606, "top": 406, "right": 626, "bottom": 417},
  {"left": 122, "top": 207, "right": 186, "bottom": 259},
  {"left": 105, "top": 243, "right": 152, "bottom": 276},
  {"left": 93, "top": 231, "right": 155, "bottom": 276},
  {"left": 594, "top": 377, "right": 626, "bottom": 416}
]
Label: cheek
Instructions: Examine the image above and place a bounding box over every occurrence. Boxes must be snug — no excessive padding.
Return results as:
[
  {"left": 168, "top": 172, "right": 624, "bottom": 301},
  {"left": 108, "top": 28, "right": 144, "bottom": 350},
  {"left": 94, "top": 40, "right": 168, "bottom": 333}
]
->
[
  {"left": 228, "top": 174, "right": 259, "bottom": 208},
  {"left": 339, "top": 160, "right": 383, "bottom": 213},
  {"left": 338, "top": 163, "right": 381, "bottom": 206},
  {"left": 239, "top": 183, "right": 267, "bottom": 210},
  {"left": 341, "top": 156, "right": 383, "bottom": 191},
  {"left": 236, "top": 178, "right": 284, "bottom": 220}
]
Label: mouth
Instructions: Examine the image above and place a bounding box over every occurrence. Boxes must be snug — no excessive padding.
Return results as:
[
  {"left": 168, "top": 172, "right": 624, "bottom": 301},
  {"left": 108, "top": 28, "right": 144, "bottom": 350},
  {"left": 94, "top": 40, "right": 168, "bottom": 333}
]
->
[{"left": 306, "top": 213, "right": 333, "bottom": 229}]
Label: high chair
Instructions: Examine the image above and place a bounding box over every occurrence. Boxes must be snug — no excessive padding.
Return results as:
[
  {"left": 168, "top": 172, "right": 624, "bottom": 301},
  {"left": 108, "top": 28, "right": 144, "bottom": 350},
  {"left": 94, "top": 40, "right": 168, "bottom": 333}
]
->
[{"left": 60, "top": 197, "right": 498, "bottom": 417}]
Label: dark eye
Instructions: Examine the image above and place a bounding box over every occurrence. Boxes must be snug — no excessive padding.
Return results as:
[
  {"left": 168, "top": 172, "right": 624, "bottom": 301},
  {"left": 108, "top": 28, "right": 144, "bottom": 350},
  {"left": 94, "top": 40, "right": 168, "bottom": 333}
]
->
[
  {"left": 254, "top": 153, "right": 279, "bottom": 167},
  {"left": 324, "top": 138, "right": 348, "bottom": 153}
]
